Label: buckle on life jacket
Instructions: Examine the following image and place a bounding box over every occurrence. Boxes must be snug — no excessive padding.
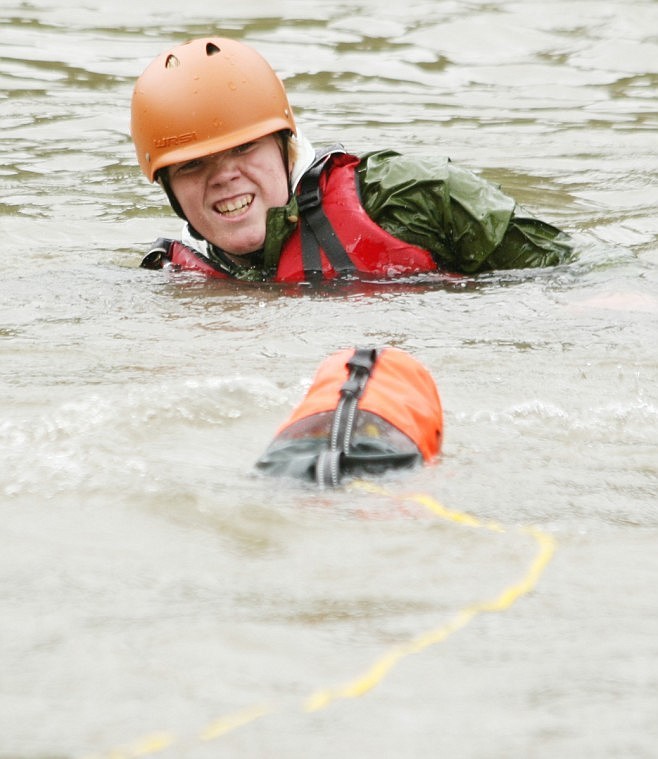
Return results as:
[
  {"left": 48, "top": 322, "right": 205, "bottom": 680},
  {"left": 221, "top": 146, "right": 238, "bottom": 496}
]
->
[
  {"left": 297, "top": 146, "right": 337, "bottom": 211},
  {"left": 296, "top": 185, "right": 322, "bottom": 213},
  {"left": 140, "top": 237, "right": 173, "bottom": 269}
]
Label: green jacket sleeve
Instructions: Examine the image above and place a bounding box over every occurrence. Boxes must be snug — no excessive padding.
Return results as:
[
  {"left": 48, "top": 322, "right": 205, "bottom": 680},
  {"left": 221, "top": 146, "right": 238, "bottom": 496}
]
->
[{"left": 357, "top": 150, "right": 572, "bottom": 273}]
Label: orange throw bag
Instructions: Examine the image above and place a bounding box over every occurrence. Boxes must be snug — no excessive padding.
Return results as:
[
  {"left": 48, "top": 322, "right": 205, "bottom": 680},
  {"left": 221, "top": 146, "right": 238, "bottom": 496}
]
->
[{"left": 256, "top": 347, "right": 443, "bottom": 486}]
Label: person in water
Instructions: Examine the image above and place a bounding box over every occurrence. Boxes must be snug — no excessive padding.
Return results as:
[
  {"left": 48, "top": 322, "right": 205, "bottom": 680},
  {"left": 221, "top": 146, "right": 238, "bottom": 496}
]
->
[{"left": 131, "top": 36, "right": 573, "bottom": 282}]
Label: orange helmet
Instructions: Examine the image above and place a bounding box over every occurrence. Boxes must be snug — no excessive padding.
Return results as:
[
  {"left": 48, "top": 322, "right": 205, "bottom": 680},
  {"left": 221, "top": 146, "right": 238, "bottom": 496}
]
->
[
  {"left": 256, "top": 347, "right": 443, "bottom": 486},
  {"left": 131, "top": 37, "right": 297, "bottom": 181}
]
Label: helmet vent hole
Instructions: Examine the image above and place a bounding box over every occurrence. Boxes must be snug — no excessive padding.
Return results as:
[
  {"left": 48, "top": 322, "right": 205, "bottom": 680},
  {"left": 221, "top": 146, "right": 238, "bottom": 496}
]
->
[
  {"left": 164, "top": 54, "right": 180, "bottom": 69},
  {"left": 206, "top": 42, "right": 221, "bottom": 56}
]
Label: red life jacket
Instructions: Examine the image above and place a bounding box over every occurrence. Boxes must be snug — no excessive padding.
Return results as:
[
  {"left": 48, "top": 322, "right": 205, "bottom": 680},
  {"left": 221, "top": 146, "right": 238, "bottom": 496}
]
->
[{"left": 142, "top": 151, "right": 440, "bottom": 282}]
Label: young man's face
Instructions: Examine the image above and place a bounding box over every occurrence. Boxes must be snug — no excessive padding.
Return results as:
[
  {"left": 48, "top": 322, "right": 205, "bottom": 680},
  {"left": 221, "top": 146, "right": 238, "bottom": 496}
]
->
[{"left": 167, "top": 135, "right": 289, "bottom": 257}]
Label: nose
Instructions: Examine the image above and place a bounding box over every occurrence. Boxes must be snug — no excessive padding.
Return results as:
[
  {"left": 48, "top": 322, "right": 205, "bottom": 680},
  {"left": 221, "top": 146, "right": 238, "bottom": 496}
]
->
[{"left": 206, "top": 150, "right": 241, "bottom": 184}]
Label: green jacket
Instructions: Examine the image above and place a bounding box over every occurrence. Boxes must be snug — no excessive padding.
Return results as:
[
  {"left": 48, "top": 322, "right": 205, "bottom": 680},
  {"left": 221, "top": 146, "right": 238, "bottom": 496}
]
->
[
  {"left": 195, "top": 148, "right": 573, "bottom": 279},
  {"left": 356, "top": 150, "right": 572, "bottom": 273}
]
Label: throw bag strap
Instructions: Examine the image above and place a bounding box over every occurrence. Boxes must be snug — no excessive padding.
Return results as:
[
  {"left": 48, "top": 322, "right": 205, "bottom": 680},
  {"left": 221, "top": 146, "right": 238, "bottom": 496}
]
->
[{"left": 316, "top": 348, "right": 377, "bottom": 488}]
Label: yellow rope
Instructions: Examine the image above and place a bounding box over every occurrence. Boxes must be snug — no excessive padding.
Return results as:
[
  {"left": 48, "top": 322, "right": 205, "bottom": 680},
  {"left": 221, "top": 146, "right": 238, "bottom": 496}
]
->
[
  {"left": 303, "top": 485, "right": 555, "bottom": 711},
  {"left": 82, "top": 485, "right": 555, "bottom": 757},
  {"left": 200, "top": 703, "right": 275, "bottom": 741},
  {"left": 91, "top": 732, "right": 174, "bottom": 759}
]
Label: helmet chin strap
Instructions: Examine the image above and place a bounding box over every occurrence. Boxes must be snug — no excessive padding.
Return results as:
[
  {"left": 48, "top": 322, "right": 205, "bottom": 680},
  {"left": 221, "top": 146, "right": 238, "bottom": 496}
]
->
[
  {"left": 279, "top": 131, "right": 293, "bottom": 199},
  {"left": 156, "top": 170, "right": 188, "bottom": 221}
]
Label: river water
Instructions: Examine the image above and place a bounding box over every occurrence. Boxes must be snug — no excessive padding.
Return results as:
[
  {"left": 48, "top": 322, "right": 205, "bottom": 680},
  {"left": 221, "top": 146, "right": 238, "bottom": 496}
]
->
[{"left": 1, "top": 1, "right": 657, "bottom": 757}]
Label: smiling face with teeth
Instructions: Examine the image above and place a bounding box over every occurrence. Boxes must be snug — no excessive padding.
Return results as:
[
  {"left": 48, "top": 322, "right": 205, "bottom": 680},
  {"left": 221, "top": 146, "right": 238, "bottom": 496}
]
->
[{"left": 167, "top": 135, "right": 290, "bottom": 259}]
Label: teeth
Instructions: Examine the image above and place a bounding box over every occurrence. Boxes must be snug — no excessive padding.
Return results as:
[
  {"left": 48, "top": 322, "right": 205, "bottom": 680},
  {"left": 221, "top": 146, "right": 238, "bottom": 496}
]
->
[{"left": 217, "top": 195, "right": 253, "bottom": 215}]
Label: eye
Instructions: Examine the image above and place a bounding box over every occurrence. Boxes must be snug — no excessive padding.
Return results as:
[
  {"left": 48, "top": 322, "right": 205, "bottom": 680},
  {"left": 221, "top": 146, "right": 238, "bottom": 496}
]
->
[
  {"left": 173, "top": 158, "right": 203, "bottom": 175},
  {"left": 233, "top": 141, "right": 257, "bottom": 155}
]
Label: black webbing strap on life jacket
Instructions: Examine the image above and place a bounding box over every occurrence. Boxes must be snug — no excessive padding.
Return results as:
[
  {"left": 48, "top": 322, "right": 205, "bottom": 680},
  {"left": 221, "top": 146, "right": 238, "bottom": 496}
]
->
[
  {"left": 316, "top": 348, "right": 378, "bottom": 488},
  {"left": 297, "top": 147, "right": 358, "bottom": 280}
]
